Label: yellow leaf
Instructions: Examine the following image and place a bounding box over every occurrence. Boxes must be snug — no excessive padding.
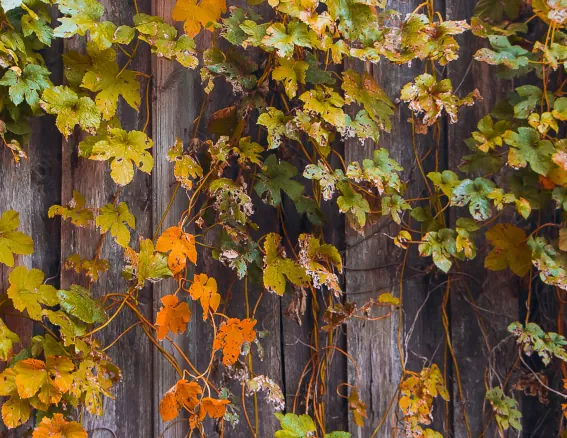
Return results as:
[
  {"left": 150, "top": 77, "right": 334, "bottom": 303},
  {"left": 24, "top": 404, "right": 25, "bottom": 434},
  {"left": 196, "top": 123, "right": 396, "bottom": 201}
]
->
[
  {"left": 32, "top": 413, "right": 87, "bottom": 438},
  {"left": 172, "top": 0, "right": 226, "bottom": 37},
  {"left": 485, "top": 224, "right": 532, "bottom": 277},
  {"left": 156, "top": 226, "right": 197, "bottom": 276},
  {"left": 14, "top": 358, "right": 48, "bottom": 399},
  {"left": 213, "top": 318, "right": 256, "bottom": 366},
  {"left": 155, "top": 294, "right": 192, "bottom": 340},
  {"left": 2, "top": 396, "right": 31, "bottom": 429},
  {"left": 189, "top": 273, "right": 220, "bottom": 320}
]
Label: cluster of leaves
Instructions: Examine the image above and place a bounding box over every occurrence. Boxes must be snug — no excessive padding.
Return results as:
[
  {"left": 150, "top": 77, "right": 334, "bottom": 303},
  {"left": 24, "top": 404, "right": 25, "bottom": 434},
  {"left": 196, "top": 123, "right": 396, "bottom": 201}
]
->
[{"left": 3, "top": 0, "right": 567, "bottom": 434}]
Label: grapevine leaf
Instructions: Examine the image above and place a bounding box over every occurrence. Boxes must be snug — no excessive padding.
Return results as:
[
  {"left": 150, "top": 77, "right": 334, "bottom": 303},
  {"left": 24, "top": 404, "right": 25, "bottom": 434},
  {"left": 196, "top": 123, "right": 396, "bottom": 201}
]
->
[
  {"left": 48, "top": 190, "right": 94, "bottom": 227},
  {"left": 213, "top": 317, "right": 256, "bottom": 366},
  {"left": 155, "top": 295, "right": 191, "bottom": 340},
  {"left": 96, "top": 202, "right": 135, "bottom": 247},
  {"left": 0, "top": 210, "right": 33, "bottom": 267},
  {"left": 255, "top": 155, "right": 304, "bottom": 206},
  {"left": 263, "top": 233, "right": 308, "bottom": 296},
  {"left": 7, "top": 267, "right": 58, "bottom": 321},
  {"left": 189, "top": 273, "right": 220, "bottom": 320},
  {"left": 484, "top": 224, "right": 531, "bottom": 277},
  {"left": 272, "top": 57, "right": 308, "bottom": 98},
  {"left": 156, "top": 226, "right": 197, "bottom": 276}
]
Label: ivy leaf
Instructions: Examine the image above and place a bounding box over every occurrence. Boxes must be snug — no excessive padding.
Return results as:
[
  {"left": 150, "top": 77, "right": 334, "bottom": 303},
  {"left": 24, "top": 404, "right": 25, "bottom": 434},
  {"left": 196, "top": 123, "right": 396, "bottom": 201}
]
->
[
  {"left": 451, "top": 177, "right": 496, "bottom": 221},
  {"left": 503, "top": 127, "right": 554, "bottom": 175},
  {"left": 123, "top": 239, "right": 173, "bottom": 289},
  {"left": 0, "top": 64, "right": 52, "bottom": 110},
  {"left": 172, "top": 0, "right": 227, "bottom": 37},
  {"left": 263, "top": 233, "right": 309, "bottom": 296},
  {"left": 0, "top": 318, "right": 20, "bottom": 361},
  {"left": 159, "top": 379, "right": 202, "bottom": 422},
  {"left": 7, "top": 267, "right": 58, "bottom": 321},
  {"left": 96, "top": 202, "right": 135, "bottom": 248},
  {"left": 155, "top": 294, "right": 192, "bottom": 340},
  {"left": 484, "top": 224, "right": 531, "bottom": 277},
  {"left": 0, "top": 210, "right": 33, "bottom": 267},
  {"left": 88, "top": 128, "right": 154, "bottom": 186},
  {"left": 32, "top": 413, "right": 87, "bottom": 438},
  {"left": 474, "top": 36, "right": 530, "bottom": 70},
  {"left": 427, "top": 170, "right": 459, "bottom": 197},
  {"left": 337, "top": 182, "right": 370, "bottom": 229},
  {"left": 213, "top": 317, "right": 256, "bottom": 366},
  {"left": 189, "top": 273, "right": 220, "bottom": 320},
  {"left": 81, "top": 45, "right": 140, "bottom": 120},
  {"left": 419, "top": 229, "right": 458, "bottom": 273},
  {"left": 48, "top": 190, "right": 94, "bottom": 227},
  {"left": 263, "top": 21, "right": 312, "bottom": 58},
  {"left": 57, "top": 285, "right": 106, "bottom": 324},
  {"left": 272, "top": 57, "right": 308, "bottom": 98},
  {"left": 156, "top": 226, "right": 197, "bottom": 276},
  {"left": 40, "top": 86, "right": 101, "bottom": 138},
  {"left": 257, "top": 107, "right": 293, "bottom": 149},
  {"left": 342, "top": 69, "right": 394, "bottom": 133},
  {"left": 255, "top": 155, "right": 304, "bottom": 206},
  {"left": 274, "top": 412, "right": 316, "bottom": 437}
]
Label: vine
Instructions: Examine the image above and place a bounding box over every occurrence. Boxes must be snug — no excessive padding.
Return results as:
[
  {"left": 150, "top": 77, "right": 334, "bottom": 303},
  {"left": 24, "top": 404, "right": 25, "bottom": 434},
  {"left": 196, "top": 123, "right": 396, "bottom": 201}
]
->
[{"left": 1, "top": 0, "right": 567, "bottom": 436}]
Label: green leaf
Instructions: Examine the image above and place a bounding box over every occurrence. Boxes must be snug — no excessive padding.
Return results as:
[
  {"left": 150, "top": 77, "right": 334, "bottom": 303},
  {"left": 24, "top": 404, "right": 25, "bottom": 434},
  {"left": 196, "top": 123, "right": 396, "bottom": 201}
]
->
[
  {"left": 40, "top": 86, "right": 101, "bottom": 138},
  {"left": 257, "top": 107, "right": 293, "bottom": 149},
  {"left": 263, "top": 233, "right": 308, "bottom": 296},
  {"left": 0, "top": 64, "right": 52, "bottom": 110},
  {"left": 274, "top": 412, "right": 316, "bottom": 437},
  {"left": 22, "top": 12, "right": 54, "bottom": 46},
  {"left": 272, "top": 57, "right": 308, "bottom": 98},
  {"left": 255, "top": 155, "right": 304, "bottom": 206},
  {"left": 362, "top": 148, "right": 403, "bottom": 194},
  {"left": 0, "top": 210, "right": 33, "bottom": 267},
  {"left": 81, "top": 45, "right": 140, "bottom": 120},
  {"left": 57, "top": 285, "right": 106, "bottom": 324},
  {"left": 123, "top": 239, "right": 173, "bottom": 289},
  {"left": 486, "top": 387, "right": 522, "bottom": 432},
  {"left": 470, "top": 115, "right": 509, "bottom": 152},
  {"left": 474, "top": 36, "right": 530, "bottom": 70},
  {"left": 502, "top": 127, "right": 554, "bottom": 175},
  {"left": 419, "top": 228, "right": 458, "bottom": 273},
  {"left": 7, "top": 267, "right": 58, "bottom": 321},
  {"left": 263, "top": 21, "right": 312, "bottom": 58},
  {"left": 48, "top": 190, "right": 94, "bottom": 227},
  {"left": 342, "top": 69, "right": 394, "bottom": 133},
  {"left": 88, "top": 128, "right": 154, "bottom": 185},
  {"left": 427, "top": 170, "right": 459, "bottom": 197},
  {"left": 95, "top": 202, "right": 136, "bottom": 247},
  {"left": 451, "top": 177, "right": 496, "bottom": 221},
  {"left": 304, "top": 53, "right": 335, "bottom": 86},
  {"left": 203, "top": 47, "right": 258, "bottom": 92}
]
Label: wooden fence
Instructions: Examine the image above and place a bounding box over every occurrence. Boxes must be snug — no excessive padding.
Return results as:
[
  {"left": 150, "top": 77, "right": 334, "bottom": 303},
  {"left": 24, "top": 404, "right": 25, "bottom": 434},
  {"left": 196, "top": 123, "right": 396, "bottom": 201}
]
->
[{"left": 1, "top": 0, "right": 563, "bottom": 437}]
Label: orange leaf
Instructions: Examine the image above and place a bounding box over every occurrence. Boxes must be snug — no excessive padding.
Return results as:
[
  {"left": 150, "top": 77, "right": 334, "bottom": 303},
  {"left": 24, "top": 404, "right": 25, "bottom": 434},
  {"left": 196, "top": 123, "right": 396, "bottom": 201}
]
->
[
  {"left": 159, "top": 379, "right": 202, "bottom": 422},
  {"left": 198, "top": 397, "right": 230, "bottom": 421},
  {"left": 172, "top": 0, "right": 227, "bottom": 37},
  {"left": 156, "top": 226, "right": 197, "bottom": 276},
  {"left": 213, "top": 318, "right": 256, "bottom": 366},
  {"left": 32, "top": 413, "right": 87, "bottom": 438},
  {"left": 155, "top": 295, "right": 191, "bottom": 340},
  {"left": 189, "top": 274, "right": 220, "bottom": 320}
]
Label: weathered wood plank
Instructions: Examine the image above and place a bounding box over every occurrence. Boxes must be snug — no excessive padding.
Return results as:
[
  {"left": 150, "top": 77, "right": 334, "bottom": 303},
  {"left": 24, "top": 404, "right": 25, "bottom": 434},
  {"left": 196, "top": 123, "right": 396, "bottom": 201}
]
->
[
  {"left": 445, "top": 0, "right": 519, "bottom": 436},
  {"left": 59, "top": 1, "right": 154, "bottom": 436}
]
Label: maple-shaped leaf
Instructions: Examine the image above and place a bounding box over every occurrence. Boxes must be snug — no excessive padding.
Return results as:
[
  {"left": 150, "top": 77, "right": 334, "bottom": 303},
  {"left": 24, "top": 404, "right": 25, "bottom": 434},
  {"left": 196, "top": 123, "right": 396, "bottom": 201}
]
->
[
  {"left": 427, "top": 170, "right": 460, "bottom": 198},
  {"left": 0, "top": 318, "right": 20, "bottom": 361},
  {"left": 48, "top": 190, "right": 94, "bottom": 227},
  {"left": 189, "top": 273, "right": 220, "bottom": 320},
  {"left": 337, "top": 182, "right": 370, "bottom": 229},
  {"left": 198, "top": 397, "right": 230, "bottom": 421},
  {"left": 235, "top": 137, "right": 264, "bottom": 167},
  {"left": 272, "top": 57, "right": 308, "bottom": 98},
  {"left": 88, "top": 128, "right": 154, "bottom": 186},
  {"left": 159, "top": 379, "right": 202, "bottom": 421},
  {"left": 503, "top": 127, "right": 554, "bottom": 176},
  {"left": 349, "top": 388, "right": 368, "bottom": 427},
  {"left": 0, "top": 64, "right": 52, "bottom": 110},
  {"left": 419, "top": 229, "right": 458, "bottom": 273},
  {"left": 123, "top": 239, "right": 173, "bottom": 288},
  {"left": 57, "top": 285, "right": 106, "bottom": 324},
  {"left": 263, "top": 233, "right": 309, "bottom": 296},
  {"left": 342, "top": 69, "right": 394, "bottom": 133},
  {"left": 64, "top": 254, "right": 110, "bottom": 282},
  {"left": 32, "top": 413, "right": 87, "bottom": 438},
  {"left": 274, "top": 412, "right": 316, "bottom": 438},
  {"left": 486, "top": 387, "right": 522, "bottom": 432},
  {"left": 69, "top": 359, "right": 120, "bottom": 416},
  {"left": 257, "top": 107, "right": 294, "bottom": 149},
  {"left": 167, "top": 138, "right": 203, "bottom": 190},
  {"left": 96, "top": 202, "right": 135, "bottom": 247},
  {"left": 0, "top": 210, "right": 33, "bottom": 267},
  {"left": 40, "top": 86, "right": 100, "bottom": 138},
  {"left": 255, "top": 155, "right": 304, "bottom": 206},
  {"left": 485, "top": 224, "right": 531, "bottom": 277},
  {"left": 156, "top": 226, "right": 197, "bottom": 276},
  {"left": 451, "top": 177, "right": 496, "bottom": 221},
  {"left": 172, "top": 0, "right": 226, "bottom": 37},
  {"left": 155, "top": 294, "right": 191, "bottom": 340},
  {"left": 81, "top": 45, "right": 140, "bottom": 120},
  {"left": 7, "top": 267, "right": 58, "bottom": 321},
  {"left": 213, "top": 317, "right": 256, "bottom": 366},
  {"left": 298, "top": 234, "right": 342, "bottom": 295},
  {"left": 263, "top": 21, "right": 312, "bottom": 58},
  {"left": 299, "top": 85, "right": 347, "bottom": 131},
  {"left": 471, "top": 115, "right": 510, "bottom": 152}
]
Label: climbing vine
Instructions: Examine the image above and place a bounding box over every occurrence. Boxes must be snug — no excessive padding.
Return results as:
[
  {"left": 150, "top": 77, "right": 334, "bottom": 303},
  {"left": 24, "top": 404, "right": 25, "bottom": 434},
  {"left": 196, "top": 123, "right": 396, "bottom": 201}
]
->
[{"left": 2, "top": 0, "right": 567, "bottom": 436}]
